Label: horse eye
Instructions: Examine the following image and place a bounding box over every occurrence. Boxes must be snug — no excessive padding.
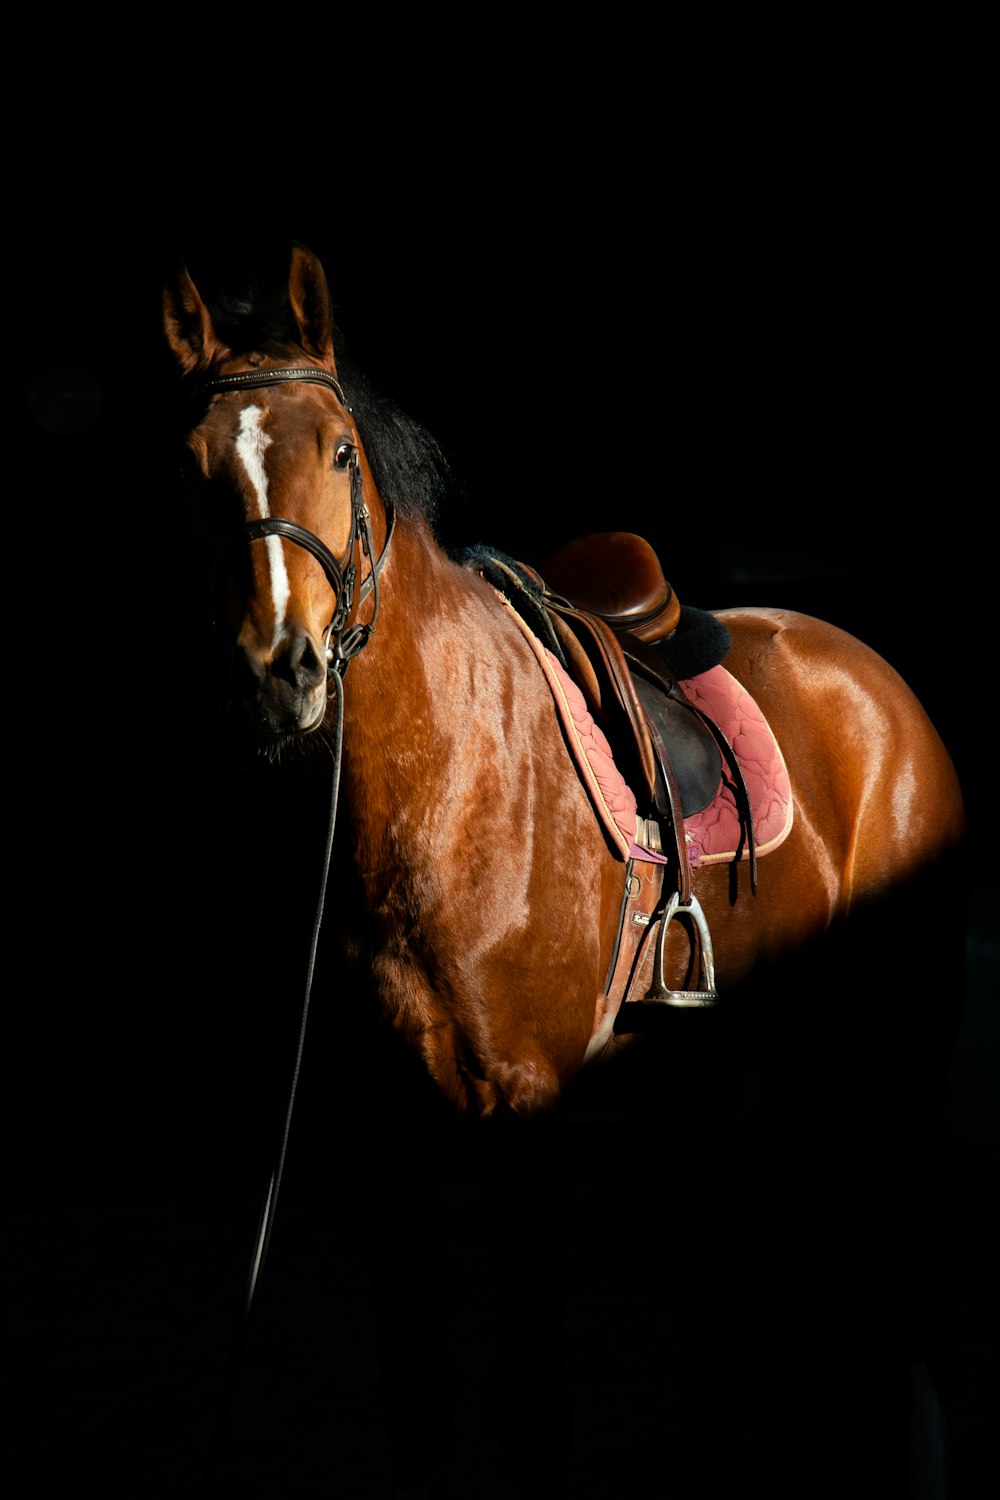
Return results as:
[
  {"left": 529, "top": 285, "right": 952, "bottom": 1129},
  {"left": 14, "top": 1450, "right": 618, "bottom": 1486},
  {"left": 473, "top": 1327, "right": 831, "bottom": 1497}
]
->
[{"left": 334, "top": 442, "right": 354, "bottom": 470}]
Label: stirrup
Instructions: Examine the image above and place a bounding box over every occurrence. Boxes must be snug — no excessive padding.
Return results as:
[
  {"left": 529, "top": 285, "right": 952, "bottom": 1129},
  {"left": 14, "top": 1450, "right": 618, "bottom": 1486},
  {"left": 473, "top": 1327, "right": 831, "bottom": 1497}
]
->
[{"left": 644, "top": 891, "right": 718, "bottom": 1007}]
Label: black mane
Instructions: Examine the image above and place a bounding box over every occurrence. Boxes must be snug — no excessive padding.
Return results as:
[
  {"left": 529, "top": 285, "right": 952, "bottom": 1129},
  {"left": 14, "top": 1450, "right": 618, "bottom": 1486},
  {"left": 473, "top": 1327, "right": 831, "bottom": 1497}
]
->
[{"left": 334, "top": 353, "right": 456, "bottom": 533}]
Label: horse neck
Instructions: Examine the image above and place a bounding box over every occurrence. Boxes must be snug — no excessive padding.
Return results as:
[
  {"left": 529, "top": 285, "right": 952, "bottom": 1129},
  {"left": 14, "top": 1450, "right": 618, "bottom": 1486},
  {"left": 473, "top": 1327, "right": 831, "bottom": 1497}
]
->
[
  {"left": 344, "top": 518, "right": 485, "bottom": 760},
  {"left": 335, "top": 519, "right": 534, "bottom": 848}
]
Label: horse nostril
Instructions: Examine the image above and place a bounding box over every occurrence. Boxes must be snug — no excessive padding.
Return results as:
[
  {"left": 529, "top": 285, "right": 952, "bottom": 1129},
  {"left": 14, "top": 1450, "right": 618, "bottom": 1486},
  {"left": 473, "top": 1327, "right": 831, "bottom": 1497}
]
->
[{"left": 275, "top": 633, "right": 326, "bottom": 692}]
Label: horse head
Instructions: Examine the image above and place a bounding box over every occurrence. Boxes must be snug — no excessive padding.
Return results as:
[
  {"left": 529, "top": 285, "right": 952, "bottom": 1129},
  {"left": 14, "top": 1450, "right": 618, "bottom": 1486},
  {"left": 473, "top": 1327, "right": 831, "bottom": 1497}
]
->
[{"left": 163, "top": 246, "right": 389, "bottom": 736}]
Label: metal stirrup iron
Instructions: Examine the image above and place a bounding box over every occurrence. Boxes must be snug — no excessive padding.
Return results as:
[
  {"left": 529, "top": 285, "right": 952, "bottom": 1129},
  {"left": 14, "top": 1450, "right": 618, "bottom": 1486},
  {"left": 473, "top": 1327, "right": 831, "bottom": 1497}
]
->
[{"left": 645, "top": 890, "right": 718, "bottom": 1006}]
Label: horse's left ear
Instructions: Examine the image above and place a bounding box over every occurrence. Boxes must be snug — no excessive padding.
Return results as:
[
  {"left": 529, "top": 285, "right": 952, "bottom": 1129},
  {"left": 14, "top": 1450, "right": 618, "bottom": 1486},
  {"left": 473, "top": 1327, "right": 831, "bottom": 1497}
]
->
[{"left": 287, "top": 245, "right": 337, "bottom": 367}]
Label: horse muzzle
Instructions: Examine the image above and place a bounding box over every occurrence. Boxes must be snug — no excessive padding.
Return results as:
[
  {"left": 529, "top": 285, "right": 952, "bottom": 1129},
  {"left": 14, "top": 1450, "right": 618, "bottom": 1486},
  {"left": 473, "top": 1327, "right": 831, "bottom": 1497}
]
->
[{"left": 232, "top": 631, "right": 330, "bottom": 735}]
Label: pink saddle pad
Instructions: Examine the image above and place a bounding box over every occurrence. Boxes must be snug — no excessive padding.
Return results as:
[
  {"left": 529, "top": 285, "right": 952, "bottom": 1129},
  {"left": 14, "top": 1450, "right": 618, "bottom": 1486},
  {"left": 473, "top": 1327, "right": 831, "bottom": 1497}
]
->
[{"left": 502, "top": 596, "right": 793, "bottom": 866}]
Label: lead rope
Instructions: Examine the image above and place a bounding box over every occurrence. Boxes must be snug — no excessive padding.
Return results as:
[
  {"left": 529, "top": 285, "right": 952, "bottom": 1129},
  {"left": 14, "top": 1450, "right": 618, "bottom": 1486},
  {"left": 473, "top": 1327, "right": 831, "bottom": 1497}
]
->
[{"left": 200, "top": 672, "right": 345, "bottom": 1496}]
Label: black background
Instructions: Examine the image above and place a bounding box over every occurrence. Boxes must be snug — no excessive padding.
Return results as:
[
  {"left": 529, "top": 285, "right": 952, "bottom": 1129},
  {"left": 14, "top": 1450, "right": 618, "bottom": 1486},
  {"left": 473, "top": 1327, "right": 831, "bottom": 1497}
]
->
[{"left": 4, "top": 59, "right": 994, "bottom": 1499}]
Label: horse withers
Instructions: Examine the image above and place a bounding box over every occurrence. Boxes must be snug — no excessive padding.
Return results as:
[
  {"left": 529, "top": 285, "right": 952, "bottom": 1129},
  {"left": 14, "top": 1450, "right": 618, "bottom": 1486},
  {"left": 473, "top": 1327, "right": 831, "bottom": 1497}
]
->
[{"left": 163, "top": 244, "right": 966, "bottom": 1500}]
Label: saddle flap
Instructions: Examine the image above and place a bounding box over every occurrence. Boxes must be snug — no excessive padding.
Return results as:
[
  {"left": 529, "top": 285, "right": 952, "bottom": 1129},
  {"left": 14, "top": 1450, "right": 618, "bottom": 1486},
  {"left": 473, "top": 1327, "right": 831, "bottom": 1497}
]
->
[
  {"left": 632, "top": 674, "right": 722, "bottom": 818},
  {"left": 544, "top": 598, "right": 659, "bottom": 802}
]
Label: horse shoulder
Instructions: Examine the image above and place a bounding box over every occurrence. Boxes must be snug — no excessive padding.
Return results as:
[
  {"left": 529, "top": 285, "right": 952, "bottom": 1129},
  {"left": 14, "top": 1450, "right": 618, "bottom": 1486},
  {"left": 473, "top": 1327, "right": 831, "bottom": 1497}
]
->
[{"left": 351, "top": 549, "right": 626, "bottom": 1114}]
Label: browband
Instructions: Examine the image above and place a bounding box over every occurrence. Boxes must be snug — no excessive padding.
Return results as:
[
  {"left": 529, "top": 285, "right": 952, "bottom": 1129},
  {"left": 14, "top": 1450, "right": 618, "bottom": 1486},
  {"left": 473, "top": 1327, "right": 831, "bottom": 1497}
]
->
[{"left": 194, "top": 366, "right": 350, "bottom": 408}]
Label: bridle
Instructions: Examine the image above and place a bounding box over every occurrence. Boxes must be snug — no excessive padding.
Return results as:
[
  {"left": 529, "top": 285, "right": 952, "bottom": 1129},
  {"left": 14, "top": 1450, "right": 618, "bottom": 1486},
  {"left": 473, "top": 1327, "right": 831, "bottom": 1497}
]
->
[
  {"left": 191, "top": 364, "right": 396, "bottom": 1492},
  {"left": 196, "top": 364, "right": 395, "bottom": 679}
]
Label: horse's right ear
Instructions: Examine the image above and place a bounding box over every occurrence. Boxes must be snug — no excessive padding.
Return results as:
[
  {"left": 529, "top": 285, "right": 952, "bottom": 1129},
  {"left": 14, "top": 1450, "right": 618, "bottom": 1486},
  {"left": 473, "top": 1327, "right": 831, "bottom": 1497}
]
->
[{"left": 162, "top": 266, "right": 227, "bottom": 374}]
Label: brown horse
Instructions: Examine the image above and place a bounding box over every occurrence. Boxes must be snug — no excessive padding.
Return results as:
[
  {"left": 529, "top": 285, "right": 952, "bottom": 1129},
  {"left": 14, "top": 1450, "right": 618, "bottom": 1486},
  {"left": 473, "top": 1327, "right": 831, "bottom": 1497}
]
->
[{"left": 163, "top": 245, "right": 966, "bottom": 1500}]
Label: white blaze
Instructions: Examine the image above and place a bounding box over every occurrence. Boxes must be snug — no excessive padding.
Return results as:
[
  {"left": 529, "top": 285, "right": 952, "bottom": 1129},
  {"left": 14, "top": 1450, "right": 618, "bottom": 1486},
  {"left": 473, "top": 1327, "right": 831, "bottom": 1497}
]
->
[{"left": 236, "top": 405, "right": 289, "bottom": 650}]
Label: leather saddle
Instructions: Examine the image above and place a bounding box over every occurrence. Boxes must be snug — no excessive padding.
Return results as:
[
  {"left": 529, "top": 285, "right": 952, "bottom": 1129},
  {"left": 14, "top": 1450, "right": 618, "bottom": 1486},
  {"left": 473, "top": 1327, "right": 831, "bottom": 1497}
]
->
[
  {"left": 468, "top": 532, "right": 755, "bottom": 886},
  {"left": 459, "top": 531, "right": 758, "bottom": 1015}
]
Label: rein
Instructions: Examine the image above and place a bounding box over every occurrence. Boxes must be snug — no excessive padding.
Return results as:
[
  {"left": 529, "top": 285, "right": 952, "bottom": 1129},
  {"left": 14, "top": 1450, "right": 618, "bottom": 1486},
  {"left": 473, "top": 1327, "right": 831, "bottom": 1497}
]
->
[{"left": 195, "top": 364, "right": 392, "bottom": 1491}]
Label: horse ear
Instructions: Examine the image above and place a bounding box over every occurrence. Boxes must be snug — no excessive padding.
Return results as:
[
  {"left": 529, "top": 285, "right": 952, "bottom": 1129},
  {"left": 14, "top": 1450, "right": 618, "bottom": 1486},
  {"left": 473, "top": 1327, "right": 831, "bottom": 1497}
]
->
[
  {"left": 162, "top": 266, "right": 227, "bottom": 374},
  {"left": 287, "top": 245, "right": 337, "bottom": 366}
]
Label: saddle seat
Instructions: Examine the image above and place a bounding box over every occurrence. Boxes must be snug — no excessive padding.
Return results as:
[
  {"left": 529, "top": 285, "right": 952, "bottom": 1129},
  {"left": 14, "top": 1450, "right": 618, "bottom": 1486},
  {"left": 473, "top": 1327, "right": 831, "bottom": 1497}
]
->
[{"left": 538, "top": 531, "right": 682, "bottom": 644}]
